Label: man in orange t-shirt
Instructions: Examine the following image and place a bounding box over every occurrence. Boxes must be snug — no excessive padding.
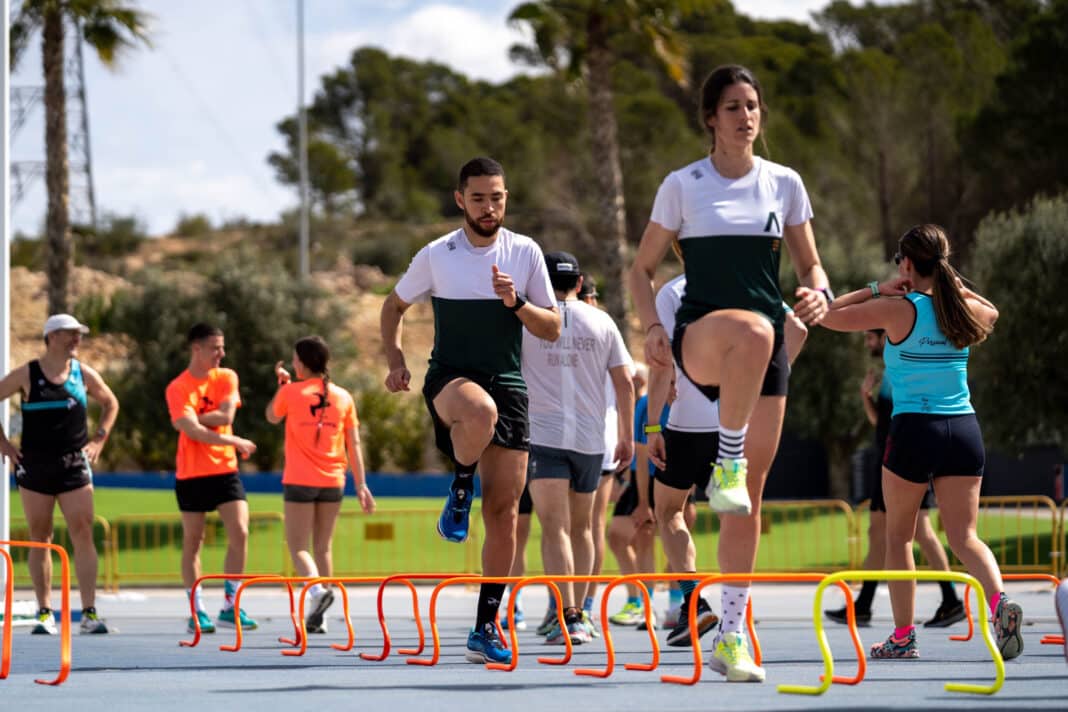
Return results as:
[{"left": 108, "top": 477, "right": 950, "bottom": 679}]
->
[{"left": 165, "top": 323, "right": 257, "bottom": 634}]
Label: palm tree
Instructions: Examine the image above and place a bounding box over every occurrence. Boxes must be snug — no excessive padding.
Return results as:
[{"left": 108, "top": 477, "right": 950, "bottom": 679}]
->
[
  {"left": 509, "top": 0, "right": 712, "bottom": 338},
  {"left": 11, "top": 0, "right": 150, "bottom": 314}
]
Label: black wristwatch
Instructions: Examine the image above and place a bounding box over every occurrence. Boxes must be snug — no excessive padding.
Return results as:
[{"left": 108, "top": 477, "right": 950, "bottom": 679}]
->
[
  {"left": 508, "top": 296, "right": 526, "bottom": 312},
  {"left": 818, "top": 286, "right": 835, "bottom": 305}
]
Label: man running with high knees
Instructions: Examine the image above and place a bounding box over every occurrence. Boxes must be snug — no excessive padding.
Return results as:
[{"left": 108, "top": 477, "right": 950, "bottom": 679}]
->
[
  {"left": 380, "top": 157, "right": 560, "bottom": 664},
  {"left": 521, "top": 252, "right": 634, "bottom": 645},
  {"left": 166, "top": 323, "right": 258, "bottom": 633}
]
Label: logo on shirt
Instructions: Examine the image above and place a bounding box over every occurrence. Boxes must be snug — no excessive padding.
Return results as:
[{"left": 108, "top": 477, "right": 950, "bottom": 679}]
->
[
  {"left": 309, "top": 392, "right": 331, "bottom": 418},
  {"left": 764, "top": 211, "right": 781, "bottom": 233},
  {"left": 690, "top": 168, "right": 704, "bottom": 180},
  {"left": 446, "top": 240, "right": 456, "bottom": 251},
  {"left": 198, "top": 396, "right": 215, "bottom": 414}
]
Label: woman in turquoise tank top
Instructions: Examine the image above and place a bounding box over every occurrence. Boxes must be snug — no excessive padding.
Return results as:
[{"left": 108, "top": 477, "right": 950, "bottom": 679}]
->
[{"left": 821, "top": 224, "right": 1022, "bottom": 662}]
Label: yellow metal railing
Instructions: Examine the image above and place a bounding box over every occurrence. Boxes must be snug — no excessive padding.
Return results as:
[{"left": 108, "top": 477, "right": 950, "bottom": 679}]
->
[
  {"left": 932, "top": 495, "right": 1060, "bottom": 575},
  {"left": 108, "top": 511, "right": 286, "bottom": 586},
  {"left": 9, "top": 515, "right": 113, "bottom": 591},
  {"left": 7, "top": 495, "right": 1058, "bottom": 588}
]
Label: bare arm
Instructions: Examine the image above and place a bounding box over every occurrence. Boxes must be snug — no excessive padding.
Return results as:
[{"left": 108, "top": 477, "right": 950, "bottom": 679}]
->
[
  {"left": 172, "top": 414, "right": 256, "bottom": 456},
  {"left": 380, "top": 290, "right": 414, "bottom": 392},
  {"left": 783, "top": 310, "right": 809, "bottom": 365},
  {"left": 628, "top": 221, "right": 677, "bottom": 368},
  {"left": 609, "top": 364, "right": 634, "bottom": 467},
  {"left": 491, "top": 264, "right": 560, "bottom": 341},
  {"left": 198, "top": 399, "right": 236, "bottom": 428},
  {"left": 645, "top": 364, "right": 672, "bottom": 471},
  {"left": 860, "top": 371, "right": 879, "bottom": 427},
  {"left": 346, "top": 424, "right": 375, "bottom": 514},
  {"left": 81, "top": 363, "right": 119, "bottom": 464},
  {"left": 265, "top": 362, "right": 292, "bottom": 425},
  {"left": 0, "top": 364, "right": 30, "bottom": 464},
  {"left": 962, "top": 287, "right": 999, "bottom": 328},
  {"left": 784, "top": 221, "right": 831, "bottom": 325},
  {"left": 820, "top": 277, "right": 914, "bottom": 342}
]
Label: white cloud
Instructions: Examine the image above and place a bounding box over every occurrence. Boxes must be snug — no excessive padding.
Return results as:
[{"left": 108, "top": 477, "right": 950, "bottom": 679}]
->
[{"left": 311, "top": 3, "right": 531, "bottom": 84}]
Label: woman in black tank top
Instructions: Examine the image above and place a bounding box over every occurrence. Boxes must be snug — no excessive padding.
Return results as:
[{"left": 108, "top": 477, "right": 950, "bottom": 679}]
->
[{"left": 0, "top": 314, "right": 119, "bottom": 634}]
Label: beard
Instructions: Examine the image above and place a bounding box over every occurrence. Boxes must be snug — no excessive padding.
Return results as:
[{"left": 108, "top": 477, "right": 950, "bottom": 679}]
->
[{"left": 464, "top": 209, "right": 503, "bottom": 238}]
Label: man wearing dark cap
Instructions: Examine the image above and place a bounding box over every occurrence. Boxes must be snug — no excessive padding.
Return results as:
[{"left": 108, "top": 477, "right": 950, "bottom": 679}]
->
[{"left": 520, "top": 251, "right": 635, "bottom": 645}]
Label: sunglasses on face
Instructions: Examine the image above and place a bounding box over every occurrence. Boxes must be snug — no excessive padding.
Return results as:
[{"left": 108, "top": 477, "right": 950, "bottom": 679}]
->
[{"left": 893, "top": 252, "right": 902, "bottom": 265}]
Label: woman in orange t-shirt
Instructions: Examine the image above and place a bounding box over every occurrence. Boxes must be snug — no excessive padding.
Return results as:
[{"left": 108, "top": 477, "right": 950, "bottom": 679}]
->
[{"left": 267, "top": 336, "right": 375, "bottom": 633}]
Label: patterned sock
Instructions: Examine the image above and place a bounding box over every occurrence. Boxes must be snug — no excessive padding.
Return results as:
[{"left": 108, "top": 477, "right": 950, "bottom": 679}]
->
[
  {"left": 453, "top": 459, "right": 477, "bottom": 492},
  {"left": 719, "top": 585, "right": 750, "bottom": 636},
  {"left": 475, "top": 582, "right": 506, "bottom": 629},
  {"left": 717, "top": 426, "right": 747, "bottom": 463}
]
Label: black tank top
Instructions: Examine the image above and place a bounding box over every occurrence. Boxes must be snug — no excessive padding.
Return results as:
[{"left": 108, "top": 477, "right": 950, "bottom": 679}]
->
[{"left": 20, "top": 359, "right": 89, "bottom": 455}]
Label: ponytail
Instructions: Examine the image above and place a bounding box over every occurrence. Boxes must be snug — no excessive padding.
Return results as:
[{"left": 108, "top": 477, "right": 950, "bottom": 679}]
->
[
  {"left": 314, "top": 368, "right": 331, "bottom": 447},
  {"left": 931, "top": 259, "right": 991, "bottom": 349}
]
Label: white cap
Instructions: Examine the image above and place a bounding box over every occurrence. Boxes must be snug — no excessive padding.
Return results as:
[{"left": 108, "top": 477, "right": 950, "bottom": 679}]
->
[{"left": 43, "top": 313, "right": 90, "bottom": 337}]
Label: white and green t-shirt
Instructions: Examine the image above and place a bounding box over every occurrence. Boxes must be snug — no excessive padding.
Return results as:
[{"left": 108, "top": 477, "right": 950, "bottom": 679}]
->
[
  {"left": 394, "top": 227, "right": 556, "bottom": 389},
  {"left": 521, "top": 299, "right": 632, "bottom": 454},
  {"left": 650, "top": 156, "right": 813, "bottom": 334}
]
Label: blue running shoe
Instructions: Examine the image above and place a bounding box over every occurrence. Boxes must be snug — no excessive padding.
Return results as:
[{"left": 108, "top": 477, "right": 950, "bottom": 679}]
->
[
  {"left": 466, "top": 623, "right": 512, "bottom": 665},
  {"left": 437, "top": 486, "right": 472, "bottom": 543},
  {"left": 187, "top": 609, "right": 215, "bottom": 634},
  {"left": 216, "top": 607, "right": 258, "bottom": 630},
  {"left": 501, "top": 606, "right": 526, "bottom": 631}
]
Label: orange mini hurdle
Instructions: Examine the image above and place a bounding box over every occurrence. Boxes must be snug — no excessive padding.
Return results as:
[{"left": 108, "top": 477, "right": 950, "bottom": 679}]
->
[
  {"left": 658, "top": 572, "right": 865, "bottom": 687},
  {"left": 0, "top": 540, "right": 72, "bottom": 686},
  {"left": 361, "top": 573, "right": 463, "bottom": 661},
  {"left": 179, "top": 573, "right": 300, "bottom": 649},
  {"left": 407, "top": 575, "right": 567, "bottom": 668}
]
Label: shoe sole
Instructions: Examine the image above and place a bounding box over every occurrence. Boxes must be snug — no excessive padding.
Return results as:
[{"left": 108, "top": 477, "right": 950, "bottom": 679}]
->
[
  {"left": 826, "top": 613, "right": 873, "bottom": 627},
  {"left": 707, "top": 497, "right": 752, "bottom": 515},
  {"left": 187, "top": 625, "right": 216, "bottom": 634},
  {"left": 215, "top": 619, "right": 259, "bottom": 631},
  {"left": 708, "top": 657, "right": 767, "bottom": 682},
  {"left": 306, "top": 590, "right": 336, "bottom": 631},
  {"left": 996, "top": 601, "right": 1023, "bottom": 660},
  {"left": 436, "top": 519, "right": 468, "bottom": 543},
  {"left": 665, "top": 612, "right": 719, "bottom": 647},
  {"left": 464, "top": 649, "right": 510, "bottom": 665}
]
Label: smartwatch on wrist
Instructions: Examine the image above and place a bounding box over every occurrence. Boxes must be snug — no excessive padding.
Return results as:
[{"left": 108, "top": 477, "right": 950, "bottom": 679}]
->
[
  {"left": 818, "top": 286, "right": 835, "bottom": 305},
  {"left": 868, "top": 281, "right": 881, "bottom": 298},
  {"left": 508, "top": 296, "right": 526, "bottom": 312}
]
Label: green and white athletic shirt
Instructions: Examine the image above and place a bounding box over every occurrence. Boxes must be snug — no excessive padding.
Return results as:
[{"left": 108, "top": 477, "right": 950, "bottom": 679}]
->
[
  {"left": 650, "top": 156, "right": 813, "bottom": 334},
  {"left": 394, "top": 227, "right": 556, "bottom": 390}
]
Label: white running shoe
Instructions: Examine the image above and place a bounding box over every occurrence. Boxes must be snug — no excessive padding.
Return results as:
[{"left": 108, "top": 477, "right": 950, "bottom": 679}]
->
[
  {"left": 709, "top": 632, "right": 766, "bottom": 682},
  {"left": 705, "top": 458, "right": 752, "bottom": 515}
]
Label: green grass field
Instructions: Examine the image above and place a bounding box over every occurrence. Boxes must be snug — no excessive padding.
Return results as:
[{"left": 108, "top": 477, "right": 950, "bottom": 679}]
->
[{"left": 5, "top": 489, "right": 1061, "bottom": 588}]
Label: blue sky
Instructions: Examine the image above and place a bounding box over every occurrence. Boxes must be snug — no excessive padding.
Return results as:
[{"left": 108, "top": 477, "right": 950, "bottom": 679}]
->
[{"left": 10, "top": 0, "right": 885, "bottom": 237}]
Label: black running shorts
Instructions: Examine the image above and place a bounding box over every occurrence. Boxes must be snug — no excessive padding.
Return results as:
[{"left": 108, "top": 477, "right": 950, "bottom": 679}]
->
[
  {"left": 175, "top": 472, "right": 247, "bottom": 512},
  {"left": 883, "top": 413, "right": 985, "bottom": 485},
  {"left": 657, "top": 429, "right": 720, "bottom": 494},
  {"left": 283, "top": 485, "right": 344, "bottom": 503},
  {"left": 14, "top": 450, "right": 92, "bottom": 496},
  {"left": 423, "top": 368, "right": 530, "bottom": 458},
  {"left": 672, "top": 321, "right": 789, "bottom": 399}
]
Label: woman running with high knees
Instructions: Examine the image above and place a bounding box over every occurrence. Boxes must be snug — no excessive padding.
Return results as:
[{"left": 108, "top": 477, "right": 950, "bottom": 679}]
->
[
  {"left": 820, "top": 224, "right": 1021, "bottom": 660},
  {"left": 0, "top": 314, "right": 118, "bottom": 634},
  {"left": 629, "top": 64, "right": 831, "bottom": 680},
  {"left": 267, "top": 336, "right": 375, "bottom": 634}
]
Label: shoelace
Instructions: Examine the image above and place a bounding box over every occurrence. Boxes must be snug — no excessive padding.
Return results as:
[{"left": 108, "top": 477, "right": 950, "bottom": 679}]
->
[{"left": 716, "top": 462, "right": 743, "bottom": 489}]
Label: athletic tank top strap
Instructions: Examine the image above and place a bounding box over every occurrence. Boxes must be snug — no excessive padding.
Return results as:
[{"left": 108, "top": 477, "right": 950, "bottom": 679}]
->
[{"left": 883, "top": 293, "right": 973, "bottom": 417}]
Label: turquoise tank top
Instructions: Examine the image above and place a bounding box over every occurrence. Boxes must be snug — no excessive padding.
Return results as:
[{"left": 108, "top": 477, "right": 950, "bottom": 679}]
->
[{"left": 883, "top": 292, "right": 973, "bottom": 417}]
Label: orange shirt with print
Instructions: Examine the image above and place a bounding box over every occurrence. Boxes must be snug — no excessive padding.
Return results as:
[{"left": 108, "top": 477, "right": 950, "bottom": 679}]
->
[
  {"left": 165, "top": 368, "right": 242, "bottom": 480},
  {"left": 272, "top": 379, "right": 358, "bottom": 488}
]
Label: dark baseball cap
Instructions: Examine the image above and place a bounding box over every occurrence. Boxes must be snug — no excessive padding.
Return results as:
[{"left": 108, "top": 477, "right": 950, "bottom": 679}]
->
[{"left": 544, "top": 251, "right": 580, "bottom": 275}]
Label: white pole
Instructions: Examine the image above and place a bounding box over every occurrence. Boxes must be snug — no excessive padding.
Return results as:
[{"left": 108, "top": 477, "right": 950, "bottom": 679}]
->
[
  {"left": 297, "top": 0, "right": 310, "bottom": 281},
  {"left": 2, "top": 0, "right": 13, "bottom": 565}
]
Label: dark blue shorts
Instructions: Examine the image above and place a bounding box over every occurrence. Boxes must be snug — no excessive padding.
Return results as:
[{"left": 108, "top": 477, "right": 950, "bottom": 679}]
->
[
  {"left": 672, "top": 321, "right": 789, "bottom": 400},
  {"left": 883, "top": 413, "right": 985, "bottom": 484}
]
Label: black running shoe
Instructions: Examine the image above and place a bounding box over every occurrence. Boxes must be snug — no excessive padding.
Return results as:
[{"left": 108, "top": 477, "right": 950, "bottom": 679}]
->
[
  {"left": 824, "top": 605, "right": 872, "bottom": 627},
  {"left": 922, "top": 600, "right": 965, "bottom": 628},
  {"left": 665, "top": 597, "right": 718, "bottom": 647}
]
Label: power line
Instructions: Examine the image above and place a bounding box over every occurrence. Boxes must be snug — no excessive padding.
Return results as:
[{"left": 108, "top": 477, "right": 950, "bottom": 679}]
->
[
  {"left": 245, "top": 0, "right": 294, "bottom": 89},
  {"left": 156, "top": 44, "right": 282, "bottom": 202}
]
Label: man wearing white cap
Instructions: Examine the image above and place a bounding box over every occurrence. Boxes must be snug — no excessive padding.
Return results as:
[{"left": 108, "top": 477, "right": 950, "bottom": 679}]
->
[{"left": 0, "top": 314, "right": 119, "bottom": 634}]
